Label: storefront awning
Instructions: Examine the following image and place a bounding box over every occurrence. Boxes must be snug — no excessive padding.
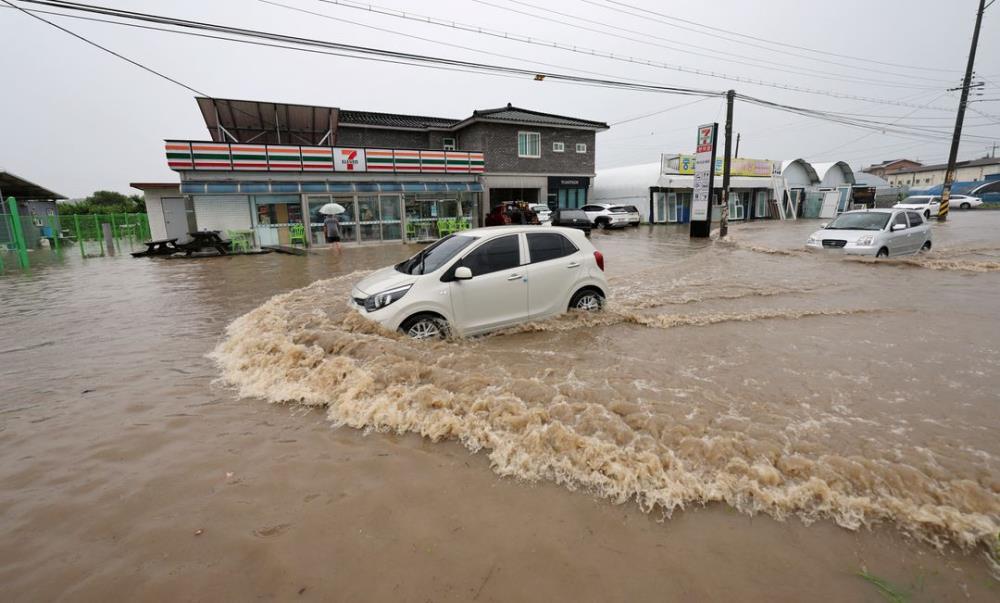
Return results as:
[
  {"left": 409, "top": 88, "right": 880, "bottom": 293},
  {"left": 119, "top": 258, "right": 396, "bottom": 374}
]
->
[{"left": 180, "top": 181, "right": 483, "bottom": 195}]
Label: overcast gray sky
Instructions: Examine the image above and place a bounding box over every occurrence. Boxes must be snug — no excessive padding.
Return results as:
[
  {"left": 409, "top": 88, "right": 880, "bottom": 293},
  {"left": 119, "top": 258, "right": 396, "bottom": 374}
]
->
[{"left": 1, "top": 0, "right": 998, "bottom": 198}]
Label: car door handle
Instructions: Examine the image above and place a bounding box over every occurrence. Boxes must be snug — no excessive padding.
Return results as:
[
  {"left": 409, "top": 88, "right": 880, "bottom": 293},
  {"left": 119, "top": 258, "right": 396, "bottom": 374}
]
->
[
  {"left": 567, "top": 262, "right": 580, "bottom": 268},
  {"left": 507, "top": 273, "right": 523, "bottom": 281}
]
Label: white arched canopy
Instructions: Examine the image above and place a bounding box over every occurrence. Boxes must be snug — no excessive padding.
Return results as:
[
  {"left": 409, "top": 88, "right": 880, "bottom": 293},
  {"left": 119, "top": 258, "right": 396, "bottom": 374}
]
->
[
  {"left": 812, "top": 161, "right": 856, "bottom": 187},
  {"left": 780, "top": 159, "right": 820, "bottom": 188}
]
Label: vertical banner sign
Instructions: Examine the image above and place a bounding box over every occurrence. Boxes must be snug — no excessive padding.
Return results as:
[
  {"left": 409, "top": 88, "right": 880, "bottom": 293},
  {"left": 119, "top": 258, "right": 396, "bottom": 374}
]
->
[{"left": 690, "top": 123, "right": 718, "bottom": 238}]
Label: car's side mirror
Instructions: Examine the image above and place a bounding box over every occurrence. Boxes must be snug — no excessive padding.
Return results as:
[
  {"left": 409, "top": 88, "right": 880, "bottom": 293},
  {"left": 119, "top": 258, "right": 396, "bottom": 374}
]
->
[
  {"left": 454, "top": 266, "right": 473, "bottom": 280},
  {"left": 891, "top": 223, "right": 907, "bottom": 231}
]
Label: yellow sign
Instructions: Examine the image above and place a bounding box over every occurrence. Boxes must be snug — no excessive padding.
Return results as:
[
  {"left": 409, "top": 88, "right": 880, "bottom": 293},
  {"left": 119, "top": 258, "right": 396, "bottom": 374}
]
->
[{"left": 676, "top": 155, "right": 778, "bottom": 177}]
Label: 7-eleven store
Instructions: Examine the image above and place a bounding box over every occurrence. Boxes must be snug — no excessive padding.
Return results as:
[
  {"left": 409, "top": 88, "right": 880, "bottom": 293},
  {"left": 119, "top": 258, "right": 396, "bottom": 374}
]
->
[{"left": 159, "top": 140, "right": 485, "bottom": 247}]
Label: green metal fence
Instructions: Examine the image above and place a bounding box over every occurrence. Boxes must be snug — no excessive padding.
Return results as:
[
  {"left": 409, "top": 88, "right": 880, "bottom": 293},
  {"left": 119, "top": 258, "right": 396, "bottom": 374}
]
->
[{"left": 1, "top": 197, "right": 151, "bottom": 270}]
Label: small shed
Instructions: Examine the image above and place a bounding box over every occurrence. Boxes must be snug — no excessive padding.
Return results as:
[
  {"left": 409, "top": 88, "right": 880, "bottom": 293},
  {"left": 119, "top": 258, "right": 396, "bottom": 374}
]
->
[{"left": 0, "top": 168, "right": 66, "bottom": 248}]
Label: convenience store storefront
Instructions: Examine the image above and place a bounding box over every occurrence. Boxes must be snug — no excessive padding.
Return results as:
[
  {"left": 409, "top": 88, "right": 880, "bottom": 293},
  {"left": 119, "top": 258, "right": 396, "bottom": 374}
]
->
[{"left": 163, "top": 142, "right": 484, "bottom": 246}]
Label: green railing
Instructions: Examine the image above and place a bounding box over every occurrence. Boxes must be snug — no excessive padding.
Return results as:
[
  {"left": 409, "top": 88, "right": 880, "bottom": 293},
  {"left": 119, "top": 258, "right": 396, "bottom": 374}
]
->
[{"left": 1, "top": 198, "right": 151, "bottom": 270}]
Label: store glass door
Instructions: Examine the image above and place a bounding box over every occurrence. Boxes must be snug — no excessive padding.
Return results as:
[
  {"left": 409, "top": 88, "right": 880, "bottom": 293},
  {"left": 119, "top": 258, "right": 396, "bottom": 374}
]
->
[
  {"left": 306, "top": 195, "right": 358, "bottom": 245},
  {"left": 667, "top": 192, "right": 678, "bottom": 222},
  {"left": 380, "top": 195, "right": 402, "bottom": 241},
  {"left": 253, "top": 195, "right": 302, "bottom": 246},
  {"left": 357, "top": 195, "right": 380, "bottom": 242}
]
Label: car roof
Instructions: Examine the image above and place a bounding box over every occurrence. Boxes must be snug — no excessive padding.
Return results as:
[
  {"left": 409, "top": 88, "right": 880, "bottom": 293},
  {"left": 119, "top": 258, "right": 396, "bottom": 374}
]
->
[
  {"left": 462, "top": 225, "right": 583, "bottom": 235},
  {"left": 844, "top": 208, "right": 896, "bottom": 214}
]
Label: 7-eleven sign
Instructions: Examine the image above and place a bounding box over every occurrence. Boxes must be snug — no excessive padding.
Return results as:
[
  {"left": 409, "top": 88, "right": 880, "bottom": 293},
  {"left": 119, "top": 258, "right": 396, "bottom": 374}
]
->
[
  {"left": 333, "top": 147, "right": 367, "bottom": 172},
  {"left": 696, "top": 126, "right": 715, "bottom": 153}
]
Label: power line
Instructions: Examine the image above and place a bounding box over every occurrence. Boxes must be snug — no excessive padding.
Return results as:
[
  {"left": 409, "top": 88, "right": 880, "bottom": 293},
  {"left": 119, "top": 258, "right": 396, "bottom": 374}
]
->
[
  {"left": 594, "top": 0, "right": 962, "bottom": 74},
  {"left": 8, "top": 1, "right": 995, "bottom": 145},
  {"left": 610, "top": 97, "right": 712, "bottom": 125},
  {"left": 467, "top": 0, "right": 945, "bottom": 91}
]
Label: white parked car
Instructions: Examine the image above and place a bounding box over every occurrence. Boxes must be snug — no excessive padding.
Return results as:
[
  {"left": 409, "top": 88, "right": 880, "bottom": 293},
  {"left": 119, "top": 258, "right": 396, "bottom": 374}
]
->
[
  {"left": 581, "top": 204, "right": 631, "bottom": 229},
  {"left": 893, "top": 195, "right": 941, "bottom": 219},
  {"left": 806, "top": 208, "right": 932, "bottom": 257},
  {"left": 351, "top": 226, "right": 609, "bottom": 338},
  {"left": 529, "top": 203, "right": 553, "bottom": 223},
  {"left": 949, "top": 194, "right": 983, "bottom": 209}
]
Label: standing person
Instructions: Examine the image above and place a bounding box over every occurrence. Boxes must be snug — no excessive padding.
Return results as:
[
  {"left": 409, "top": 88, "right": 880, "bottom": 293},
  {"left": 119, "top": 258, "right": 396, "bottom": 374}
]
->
[{"left": 324, "top": 212, "right": 343, "bottom": 253}]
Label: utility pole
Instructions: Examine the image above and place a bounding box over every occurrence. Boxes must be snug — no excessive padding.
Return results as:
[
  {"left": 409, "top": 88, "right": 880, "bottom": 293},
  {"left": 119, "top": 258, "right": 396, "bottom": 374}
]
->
[
  {"left": 939, "top": 0, "right": 986, "bottom": 222},
  {"left": 719, "top": 90, "right": 735, "bottom": 238}
]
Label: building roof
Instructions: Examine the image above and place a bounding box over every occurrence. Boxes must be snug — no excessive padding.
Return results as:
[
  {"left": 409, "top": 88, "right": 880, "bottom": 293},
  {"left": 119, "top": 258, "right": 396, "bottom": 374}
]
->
[
  {"left": 0, "top": 168, "right": 65, "bottom": 200},
  {"left": 337, "top": 110, "right": 458, "bottom": 130},
  {"left": 130, "top": 182, "right": 180, "bottom": 191},
  {"left": 863, "top": 158, "right": 921, "bottom": 170},
  {"left": 463, "top": 104, "right": 609, "bottom": 130},
  {"left": 194, "top": 97, "right": 607, "bottom": 143},
  {"left": 811, "top": 161, "right": 857, "bottom": 185},
  {"left": 888, "top": 156, "right": 1000, "bottom": 174}
]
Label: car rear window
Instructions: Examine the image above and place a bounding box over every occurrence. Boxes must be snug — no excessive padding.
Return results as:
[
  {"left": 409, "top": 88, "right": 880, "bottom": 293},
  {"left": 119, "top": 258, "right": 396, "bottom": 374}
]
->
[
  {"left": 624, "top": 206, "right": 638, "bottom": 212},
  {"left": 609, "top": 206, "right": 627, "bottom": 213},
  {"left": 559, "top": 209, "right": 587, "bottom": 220},
  {"left": 527, "top": 232, "right": 577, "bottom": 263}
]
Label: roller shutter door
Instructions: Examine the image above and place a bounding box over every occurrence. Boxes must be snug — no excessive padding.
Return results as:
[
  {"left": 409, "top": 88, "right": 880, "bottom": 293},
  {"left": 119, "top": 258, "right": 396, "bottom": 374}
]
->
[{"left": 192, "top": 195, "right": 252, "bottom": 232}]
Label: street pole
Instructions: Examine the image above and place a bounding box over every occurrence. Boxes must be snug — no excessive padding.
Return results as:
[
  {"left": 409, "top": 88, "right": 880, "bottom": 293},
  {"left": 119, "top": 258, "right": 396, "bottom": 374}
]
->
[
  {"left": 939, "top": 0, "right": 986, "bottom": 222},
  {"left": 719, "top": 89, "right": 735, "bottom": 238}
]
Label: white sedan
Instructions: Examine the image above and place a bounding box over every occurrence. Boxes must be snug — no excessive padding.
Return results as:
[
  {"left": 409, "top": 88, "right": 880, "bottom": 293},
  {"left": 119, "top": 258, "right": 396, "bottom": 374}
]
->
[
  {"left": 893, "top": 195, "right": 940, "bottom": 219},
  {"left": 351, "top": 226, "right": 609, "bottom": 338},
  {"left": 950, "top": 194, "right": 983, "bottom": 209},
  {"left": 806, "top": 208, "right": 932, "bottom": 257}
]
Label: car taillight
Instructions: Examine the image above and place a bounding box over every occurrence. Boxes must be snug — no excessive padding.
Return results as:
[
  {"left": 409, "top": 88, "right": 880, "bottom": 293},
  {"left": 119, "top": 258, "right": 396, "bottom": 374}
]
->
[{"left": 594, "top": 250, "right": 605, "bottom": 271}]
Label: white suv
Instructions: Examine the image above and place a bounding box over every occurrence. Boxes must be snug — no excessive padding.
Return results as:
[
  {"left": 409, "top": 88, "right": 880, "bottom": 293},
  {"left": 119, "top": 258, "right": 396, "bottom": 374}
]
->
[
  {"left": 581, "top": 204, "right": 631, "bottom": 229},
  {"left": 351, "top": 226, "right": 609, "bottom": 338}
]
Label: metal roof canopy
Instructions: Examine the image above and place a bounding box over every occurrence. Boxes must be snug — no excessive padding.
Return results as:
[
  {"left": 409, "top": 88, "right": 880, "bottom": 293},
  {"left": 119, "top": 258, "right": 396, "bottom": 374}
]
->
[
  {"left": 0, "top": 169, "right": 66, "bottom": 201},
  {"left": 196, "top": 97, "right": 341, "bottom": 146}
]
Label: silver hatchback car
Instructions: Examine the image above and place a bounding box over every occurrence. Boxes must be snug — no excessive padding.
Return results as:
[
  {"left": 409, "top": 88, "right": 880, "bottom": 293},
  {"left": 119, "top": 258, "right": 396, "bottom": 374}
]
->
[{"left": 806, "top": 208, "right": 932, "bottom": 257}]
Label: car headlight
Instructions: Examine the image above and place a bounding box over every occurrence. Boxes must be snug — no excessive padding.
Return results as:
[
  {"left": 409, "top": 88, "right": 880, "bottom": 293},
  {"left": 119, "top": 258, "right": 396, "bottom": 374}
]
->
[
  {"left": 807, "top": 235, "right": 820, "bottom": 244},
  {"left": 364, "top": 284, "right": 412, "bottom": 312},
  {"left": 853, "top": 234, "right": 876, "bottom": 247}
]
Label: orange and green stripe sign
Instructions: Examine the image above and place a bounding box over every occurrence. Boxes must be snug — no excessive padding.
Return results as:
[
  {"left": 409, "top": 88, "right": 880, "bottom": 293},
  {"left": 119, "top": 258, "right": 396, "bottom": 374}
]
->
[
  {"left": 191, "top": 143, "right": 231, "bottom": 170},
  {"left": 165, "top": 142, "right": 193, "bottom": 169},
  {"left": 267, "top": 145, "right": 301, "bottom": 170},
  {"left": 393, "top": 149, "right": 421, "bottom": 172},
  {"left": 420, "top": 150, "right": 446, "bottom": 172},
  {"left": 366, "top": 149, "right": 395, "bottom": 172},
  {"left": 166, "top": 142, "right": 484, "bottom": 174},
  {"left": 230, "top": 144, "right": 268, "bottom": 170},
  {"left": 301, "top": 147, "right": 333, "bottom": 171}
]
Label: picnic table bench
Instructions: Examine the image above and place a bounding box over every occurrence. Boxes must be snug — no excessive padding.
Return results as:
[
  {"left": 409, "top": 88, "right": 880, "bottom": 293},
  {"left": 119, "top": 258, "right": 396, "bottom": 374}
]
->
[
  {"left": 178, "top": 230, "right": 230, "bottom": 256},
  {"left": 131, "top": 238, "right": 181, "bottom": 257}
]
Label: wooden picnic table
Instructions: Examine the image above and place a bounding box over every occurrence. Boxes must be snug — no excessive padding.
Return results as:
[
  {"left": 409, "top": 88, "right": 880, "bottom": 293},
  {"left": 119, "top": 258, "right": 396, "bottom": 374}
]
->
[
  {"left": 131, "top": 238, "right": 181, "bottom": 257},
  {"left": 180, "top": 230, "right": 230, "bottom": 256}
]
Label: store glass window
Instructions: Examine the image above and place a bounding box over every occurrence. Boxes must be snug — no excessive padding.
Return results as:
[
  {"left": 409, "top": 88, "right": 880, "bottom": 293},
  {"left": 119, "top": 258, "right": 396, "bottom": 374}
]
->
[{"left": 252, "top": 194, "right": 302, "bottom": 247}]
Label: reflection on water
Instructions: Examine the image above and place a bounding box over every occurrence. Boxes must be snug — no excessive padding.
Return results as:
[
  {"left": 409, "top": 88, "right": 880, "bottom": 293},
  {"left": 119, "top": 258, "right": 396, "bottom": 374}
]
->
[{"left": 2, "top": 213, "right": 999, "bottom": 599}]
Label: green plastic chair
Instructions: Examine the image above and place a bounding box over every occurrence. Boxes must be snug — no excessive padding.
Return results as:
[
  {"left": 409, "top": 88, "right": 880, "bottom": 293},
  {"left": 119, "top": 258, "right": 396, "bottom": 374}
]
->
[
  {"left": 457, "top": 217, "right": 470, "bottom": 231},
  {"left": 226, "top": 230, "right": 252, "bottom": 253},
  {"left": 289, "top": 223, "right": 306, "bottom": 247},
  {"left": 436, "top": 219, "right": 452, "bottom": 236},
  {"left": 405, "top": 220, "right": 417, "bottom": 240}
]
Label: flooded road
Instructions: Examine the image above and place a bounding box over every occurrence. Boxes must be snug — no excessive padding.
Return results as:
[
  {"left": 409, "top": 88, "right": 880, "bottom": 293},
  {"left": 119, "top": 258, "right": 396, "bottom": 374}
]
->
[{"left": 2, "top": 213, "right": 998, "bottom": 601}]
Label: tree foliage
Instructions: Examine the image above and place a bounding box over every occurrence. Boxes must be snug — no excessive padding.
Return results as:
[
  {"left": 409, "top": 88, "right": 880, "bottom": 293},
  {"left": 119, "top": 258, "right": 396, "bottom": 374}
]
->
[{"left": 58, "top": 190, "right": 146, "bottom": 215}]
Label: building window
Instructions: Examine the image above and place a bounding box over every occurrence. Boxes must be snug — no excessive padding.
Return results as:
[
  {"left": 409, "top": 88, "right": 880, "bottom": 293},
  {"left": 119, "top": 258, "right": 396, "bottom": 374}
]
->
[
  {"left": 553, "top": 141, "right": 565, "bottom": 153},
  {"left": 518, "top": 132, "right": 541, "bottom": 158},
  {"left": 442, "top": 137, "right": 456, "bottom": 151},
  {"left": 575, "top": 143, "right": 587, "bottom": 154}
]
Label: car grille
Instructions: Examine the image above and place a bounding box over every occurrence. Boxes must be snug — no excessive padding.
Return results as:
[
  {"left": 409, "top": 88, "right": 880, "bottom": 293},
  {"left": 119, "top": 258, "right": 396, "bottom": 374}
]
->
[{"left": 822, "top": 239, "right": 847, "bottom": 248}]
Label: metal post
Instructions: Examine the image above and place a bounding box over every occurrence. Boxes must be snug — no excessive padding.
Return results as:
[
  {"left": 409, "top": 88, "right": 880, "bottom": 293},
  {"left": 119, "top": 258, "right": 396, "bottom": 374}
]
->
[
  {"left": 49, "top": 214, "right": 60, "bottom": 251},
  {"left": 75, "top": 214, "right": 84, "bottom": 258},
  {"left": 102, "top": 222, "right": 114, "bottom": 255},
  {"left": 939, "top": 0, "right": 986, "bottom": 222},
  {"left": 94, "top": 214, "right": 104, "bottom": 257},
  {"left": 6, "top": 196, "right": 29, "bottom": 269},
  {"left": 719, "top": 90, "right": 735, "bottom": 239}
]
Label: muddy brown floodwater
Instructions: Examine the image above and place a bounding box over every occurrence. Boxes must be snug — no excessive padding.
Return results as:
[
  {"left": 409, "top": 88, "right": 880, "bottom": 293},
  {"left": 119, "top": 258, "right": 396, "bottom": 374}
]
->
[{"left": 1, "top": 213, "right": 999, "bottom": 601}]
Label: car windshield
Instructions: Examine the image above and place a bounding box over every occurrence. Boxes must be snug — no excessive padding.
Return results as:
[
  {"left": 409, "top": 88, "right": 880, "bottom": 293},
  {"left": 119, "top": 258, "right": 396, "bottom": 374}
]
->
[
  {"left": 826, "top": 212, "right": 891, "bottom": 231},
  {"left": 395, "top": 234, "right": 477, "bottom": 275}
]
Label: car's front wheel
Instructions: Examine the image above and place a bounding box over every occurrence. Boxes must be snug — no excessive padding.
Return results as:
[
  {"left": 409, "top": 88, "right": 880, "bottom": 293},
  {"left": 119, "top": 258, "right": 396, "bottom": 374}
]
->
[
  {"left": 920, "top": 241, "right": 932, "bottom": 253},
  {"left": 923, "top": 210, "right": 930, "bottom": 219},
  {"left": 876, "top": 247, "right": 889, "bottom": 258},
  {"left": 400, "top": 314, "right": 450, "bottom": 340},
  {"left": 569, "top": 289, "right": 605, "bottom": 312}
]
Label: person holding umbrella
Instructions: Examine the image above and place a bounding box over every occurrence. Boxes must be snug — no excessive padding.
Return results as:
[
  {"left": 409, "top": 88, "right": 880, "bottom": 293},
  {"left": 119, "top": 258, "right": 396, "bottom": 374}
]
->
[{"left": 319, "top": 202, "right": 345, "bottom": 253}]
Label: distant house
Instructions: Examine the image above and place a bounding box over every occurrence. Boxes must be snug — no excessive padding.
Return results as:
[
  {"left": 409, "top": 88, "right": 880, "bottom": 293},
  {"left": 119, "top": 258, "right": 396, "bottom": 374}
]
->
[
  {"left": 862, "top": 159, "right": 922, "bottom": 179},
  {"left": 0, "top": 168, "right": 66, "bottom": 248},
  {"left": 883, "top": 156, "right": 1000, "bottom": 188}
]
